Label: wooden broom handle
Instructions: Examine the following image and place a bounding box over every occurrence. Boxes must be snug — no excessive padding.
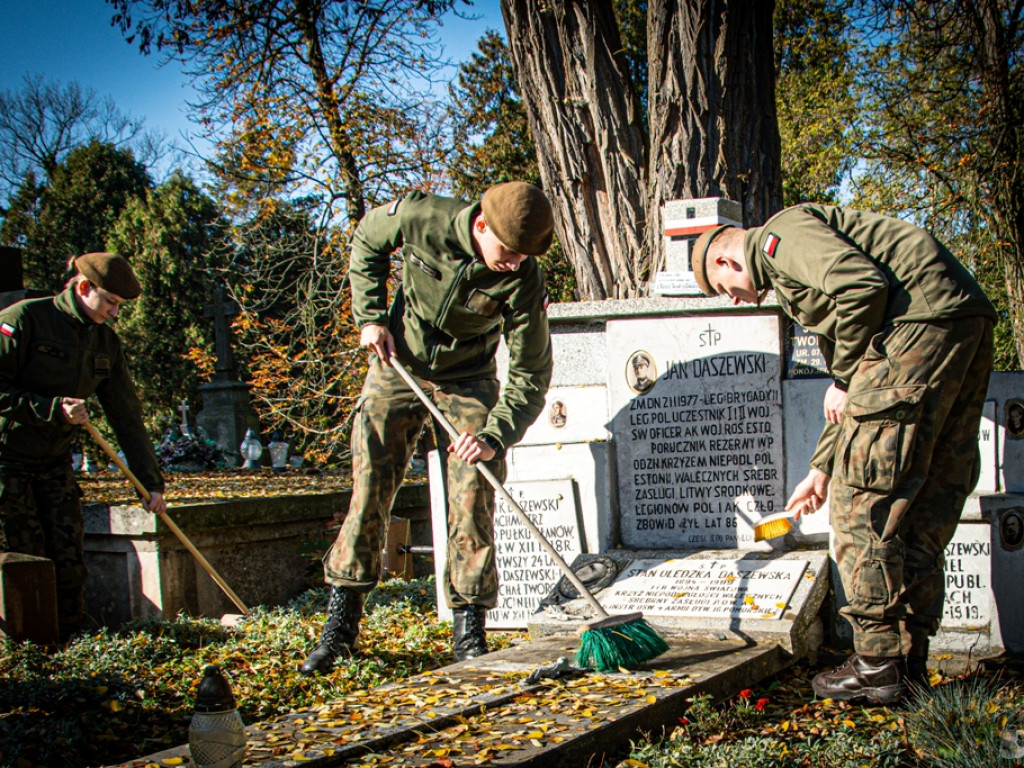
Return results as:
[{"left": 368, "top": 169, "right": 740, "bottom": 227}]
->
[
  {"left": 83, "top": 422, "right": 250, "bottom": 615},
  {"left": 389, "top": 357, "right": 609, "bottom": 618}
]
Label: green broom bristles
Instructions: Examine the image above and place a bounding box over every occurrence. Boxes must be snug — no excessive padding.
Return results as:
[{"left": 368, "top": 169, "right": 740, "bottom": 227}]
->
[{"left": 574, "top": 617, "right": 669, "bottom": 672}]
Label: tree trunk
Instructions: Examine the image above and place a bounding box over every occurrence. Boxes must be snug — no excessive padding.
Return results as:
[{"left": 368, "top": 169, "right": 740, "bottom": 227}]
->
[
  {"left": 503, "top": 0, "right": 782, "bottom": 298},
  {"left": 502, "top": 0, "right": 648, "bottom": 299},
  {"left": 646, "top": 0, "right": 781, "bottom": 275},
  {"left": 975, "top": 0, "right": 1024, "bottom": 365}
]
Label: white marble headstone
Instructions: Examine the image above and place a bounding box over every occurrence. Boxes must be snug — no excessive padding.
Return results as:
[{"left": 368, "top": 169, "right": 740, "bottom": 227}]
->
[{"left": 606, "top": 315, "right": 784, "bottom": 550}]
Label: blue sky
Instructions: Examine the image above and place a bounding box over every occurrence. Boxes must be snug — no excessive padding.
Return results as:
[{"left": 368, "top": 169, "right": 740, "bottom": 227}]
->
[{"left": 0, "top": 0, "right": 502, "bottom": 157}]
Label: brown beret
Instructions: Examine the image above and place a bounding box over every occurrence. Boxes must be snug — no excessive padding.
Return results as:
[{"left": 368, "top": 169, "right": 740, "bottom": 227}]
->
[
  {"left": 75, "top": 252, "right": 141, "bottom": 299},
  {"left": 481, "top": 182, "right": 554, "bottom": 256},
  {"left": 691, "top": 225, "right": 733, "bottom": 296}
]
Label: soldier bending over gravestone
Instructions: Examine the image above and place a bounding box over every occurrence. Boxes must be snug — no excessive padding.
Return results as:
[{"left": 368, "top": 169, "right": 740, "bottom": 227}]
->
[
  {"left": 0, "top": 253, "right": 166, "bottom": 641},
  {"left": 690, "top": 205, "right": 995, "bottom": 704},
  {"left": 300, "top": 182, "right": 554, "bottom": 674}
]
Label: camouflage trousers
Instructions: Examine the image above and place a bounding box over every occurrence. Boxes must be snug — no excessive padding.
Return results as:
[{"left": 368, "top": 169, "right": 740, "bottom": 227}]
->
[
  {"left": 0, "top": 461, "right": 86, "bottom": 637},
  {"left": 324, "top": 357, "right": 504, "bottom": 610},
  {"left": 830, "top": 317, "right": 993, "bottom": 658}
]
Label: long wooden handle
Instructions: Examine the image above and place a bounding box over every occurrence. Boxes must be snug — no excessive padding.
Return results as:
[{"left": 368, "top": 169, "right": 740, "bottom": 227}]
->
[
  {"left": 83, "top": 422, "right": 250, "bottom": 615},
  {"left": 389, "top": 358, "right": 609, "bottom": 618}
]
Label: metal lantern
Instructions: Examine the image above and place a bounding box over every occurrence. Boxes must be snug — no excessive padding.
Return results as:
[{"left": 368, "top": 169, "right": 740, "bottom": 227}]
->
[
  {"left": 267, "top": 430, "right": 289, "bottom": 472},
  {"left": 239, "top": 428, "right": 263, "bottom": 469}
]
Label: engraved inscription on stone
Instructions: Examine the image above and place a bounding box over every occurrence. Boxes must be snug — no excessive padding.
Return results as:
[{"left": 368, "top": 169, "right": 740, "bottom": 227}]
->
[
  {"left": 943, "top": 525, "right": 994, "bottom": 629},
  {"left": 607, "top": 316, "right": 784, "bottom": 550},
  {"left": 599, "top": 558, "right": 808, "bottom": 620},
  {"left": 490, "top": 479, "right": 583, "bottom": 629},
  {"left": 785, "top": 324, "right": 829, "bottom": 379}
]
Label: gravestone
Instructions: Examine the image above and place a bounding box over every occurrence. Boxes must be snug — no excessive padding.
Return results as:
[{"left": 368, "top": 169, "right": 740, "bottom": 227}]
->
[
  {"left": 430, "top": 472, "right": 584, "bottom": 628},
  {"left": 653, "top": 197, "right": 743, "bottom": 296},
  {"left": 606, "top": 314, "right": 784, "bottom": 550},
  {"left": 195, "top": 281, "right": 260, "bottom": 463}
]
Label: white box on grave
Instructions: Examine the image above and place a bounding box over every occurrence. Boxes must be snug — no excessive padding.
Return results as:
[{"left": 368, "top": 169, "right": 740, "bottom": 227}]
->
[{"left": 654, "top": 197, "right": 743, "bottom": 296}]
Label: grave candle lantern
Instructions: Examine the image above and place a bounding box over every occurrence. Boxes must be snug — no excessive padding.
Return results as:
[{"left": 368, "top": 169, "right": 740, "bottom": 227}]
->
[
  {"left": 239, "top": 428, "right": 263, "bottom": 469},
  {"left": 268, "top": 430, "right": 289, "bottom": 472}
]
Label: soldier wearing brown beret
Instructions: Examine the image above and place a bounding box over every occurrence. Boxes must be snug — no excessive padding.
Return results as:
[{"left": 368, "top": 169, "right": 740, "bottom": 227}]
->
[
  {"left": 0, "top": 252, "right": 165, "bottom": 641},
  {"left": 301, "top": 182, "right": 555, "bottom": 674}
]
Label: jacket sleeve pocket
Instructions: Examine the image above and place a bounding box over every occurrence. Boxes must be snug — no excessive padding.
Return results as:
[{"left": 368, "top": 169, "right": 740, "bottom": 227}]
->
[{"left": 840, "top": 384, "right": 927, "bottom": 493}]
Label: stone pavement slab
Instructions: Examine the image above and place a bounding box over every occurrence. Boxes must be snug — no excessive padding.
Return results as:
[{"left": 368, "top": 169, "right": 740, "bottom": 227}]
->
[{"left": 120, "top": 633, "right": 796, "bottom": 768}]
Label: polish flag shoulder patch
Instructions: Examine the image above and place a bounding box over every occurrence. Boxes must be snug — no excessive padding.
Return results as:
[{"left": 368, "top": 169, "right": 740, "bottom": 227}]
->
[
  {"left": 762, "top": 232, "right": 781, "bottom": 258},
  {"left": 0, "top": 322, "right": 15, "bottom": 338}
]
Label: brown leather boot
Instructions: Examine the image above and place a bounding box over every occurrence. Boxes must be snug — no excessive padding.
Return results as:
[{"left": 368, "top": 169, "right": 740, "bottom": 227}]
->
[{"left": 812, "top": 654, "right": 907, "bottom": 704}]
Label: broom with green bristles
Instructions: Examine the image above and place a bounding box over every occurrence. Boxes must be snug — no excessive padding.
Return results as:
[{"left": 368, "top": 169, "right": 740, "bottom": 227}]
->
[{"left": 390, "top": 357, "right": 669, "bottom": 672}]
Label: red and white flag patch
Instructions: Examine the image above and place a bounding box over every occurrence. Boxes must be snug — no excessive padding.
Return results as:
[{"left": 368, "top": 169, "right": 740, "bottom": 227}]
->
[
  {"left": 762, "top": 232, "right": 781, "bottom": 258},
  {"left": 0, "top": 322, "right": 15, "bottom": 338}
]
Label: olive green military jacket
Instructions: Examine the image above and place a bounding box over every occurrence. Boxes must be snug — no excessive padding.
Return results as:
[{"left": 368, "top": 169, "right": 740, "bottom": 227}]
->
[
  {"left": 0, "top": 287, "right": 164, "bottom": 492},
  {"left": 744, "top": 204, "right": 995, "bottom": 475},
  {"left": 349, "top": 191, "right": 553, "bottom": 455}
]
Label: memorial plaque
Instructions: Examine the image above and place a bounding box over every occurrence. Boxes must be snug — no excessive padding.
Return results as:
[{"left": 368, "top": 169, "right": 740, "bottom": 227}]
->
[
  {"left": 607, "top": 315, "right": 784, "bottom": 550},
  {"left": 490, "top": 479, "right": 583, "bottom": 629},
  {"left": 942, "top": 524, "right": 994, "bottom": 630},
  {"left": 784, "top": 324, "right": 829, "bottom": 379},
  {"left": 598, "top": 558, "right": 808, "bottom": 619}
]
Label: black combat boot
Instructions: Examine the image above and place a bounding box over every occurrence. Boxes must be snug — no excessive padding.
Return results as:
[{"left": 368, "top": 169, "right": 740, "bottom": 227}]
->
[
  {"left": 452, "top": 605, "right": 488, "bottom": 662},
  {"left": 811, "top": 653, "right": 907, "bottom": 705},
  {"left": 906, "top": 655, "right": 931, "bottom": 691},
  {"left": 299, "top": 586, "right": 363, "bottom": 675}
]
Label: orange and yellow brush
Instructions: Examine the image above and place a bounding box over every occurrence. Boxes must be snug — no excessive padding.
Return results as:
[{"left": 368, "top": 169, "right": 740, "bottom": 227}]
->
[{"left": 752, "top": 512, "right": 796, "bottom": 542}]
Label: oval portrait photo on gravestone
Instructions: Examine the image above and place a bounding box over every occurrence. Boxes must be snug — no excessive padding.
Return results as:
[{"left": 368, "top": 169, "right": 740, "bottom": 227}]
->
[
  {"left": 1007, "top": 399, "right": 1024, "bottom": 439},
  {"left": 1000, "top": 509, "right": 1024, "bottom": 552},
  {"left": 549, "top": 399, "right": 567, "bottom": 428},
  {"left": 627, "top": 350, "right": 657, "bottom": 394}
]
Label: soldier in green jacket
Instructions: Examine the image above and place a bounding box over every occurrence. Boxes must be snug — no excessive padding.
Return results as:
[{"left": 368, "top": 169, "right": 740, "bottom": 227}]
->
[
  {"left": 0, "top": 252, "right": 166, "bottom": 641},
  {"left": 300, "top": 182, "right": 555, "bottom": 674},
  {"left": 692, "top": 204, "right": 995, "bottom": 704}
]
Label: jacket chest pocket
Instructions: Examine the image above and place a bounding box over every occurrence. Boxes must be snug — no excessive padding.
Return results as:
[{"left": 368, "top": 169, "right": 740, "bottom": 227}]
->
[
  {"left": 28, "top": 340, "right": 77, "bottom": 391},
  {"left": 840, "top": 384, "right": 927, "bottom": 493},
  {"left": 441, "top": 287, "right": 504, "bottom": 340}
]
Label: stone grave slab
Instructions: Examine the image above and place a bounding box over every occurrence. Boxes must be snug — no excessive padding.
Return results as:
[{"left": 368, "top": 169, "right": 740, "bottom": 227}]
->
[
  {"left": 528, "top": 550, "right": 829, "bottom": 661},
  {"left": 606, "top": 314, "right": 785, "bottom": 551},
  {"left": 119, "top": 633, "right": 793, "bottom": 768}
]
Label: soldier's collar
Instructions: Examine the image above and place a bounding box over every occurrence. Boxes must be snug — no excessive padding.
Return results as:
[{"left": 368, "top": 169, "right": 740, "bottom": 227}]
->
[
  {"left": 454, "top": 201, "right": 481, "bottom": 260},
  {"left": 54, "top": 286, "right": 92, "bottom": 327},
  {"left": 744, "top": 227, "right": 771, "bottom": 292}
]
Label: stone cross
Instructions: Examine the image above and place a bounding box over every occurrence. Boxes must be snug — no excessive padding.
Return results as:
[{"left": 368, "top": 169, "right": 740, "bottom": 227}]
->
[
  {"left": 177, "top": 400, "right": 191, "bottom": 432},
  {"left": 204, "top": 282, "right": 240, "bottom": 379}
]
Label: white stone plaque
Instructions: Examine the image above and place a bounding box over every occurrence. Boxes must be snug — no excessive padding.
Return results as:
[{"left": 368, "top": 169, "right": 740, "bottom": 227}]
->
[
  {"left": 607, "top": 315, "right": 784, "bottom": 550},
  {"left": 599, "top": 558, "right": 808, "bottom": 620},
  {"left": 942, "top": 524, "right": 994, "bottom": 630},
  {"left": 490, "top": 478, "right": 583, "bottom": 629}
]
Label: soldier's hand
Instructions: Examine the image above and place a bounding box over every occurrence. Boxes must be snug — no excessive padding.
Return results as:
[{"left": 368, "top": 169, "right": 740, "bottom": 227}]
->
[
  {"left": 143, "top": 491, "right": 167, "bottom": 516},
  {"left": 360, "top": 324, "right": 395, "bottom": 365},
  {"left": 60, "top": 397, "right": 88, "bottom": 425},
  {"left": 823, "top": 383, "right": 847, "bottom": 425},
  {"left": 785, "top": 468, "right": 830, "bottom": 520},
  {"left": 448, "top": 432, "right": 495, "bottom": 465}
]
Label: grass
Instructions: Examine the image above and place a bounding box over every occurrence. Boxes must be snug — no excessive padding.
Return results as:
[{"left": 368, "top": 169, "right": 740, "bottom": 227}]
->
[{"left": 2, "top": 578, "right": 1022, "bottom": 768}]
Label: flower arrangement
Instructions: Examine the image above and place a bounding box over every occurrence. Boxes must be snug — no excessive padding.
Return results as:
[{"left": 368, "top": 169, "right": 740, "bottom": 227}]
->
[{"left": 157, "top": 428, "right": 232, "bottom": 472}]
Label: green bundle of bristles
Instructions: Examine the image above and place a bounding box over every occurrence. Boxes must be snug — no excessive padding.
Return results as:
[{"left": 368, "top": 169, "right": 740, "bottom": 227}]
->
[{"left": 574, "top": 613, "right": 670, "bottom": 672}]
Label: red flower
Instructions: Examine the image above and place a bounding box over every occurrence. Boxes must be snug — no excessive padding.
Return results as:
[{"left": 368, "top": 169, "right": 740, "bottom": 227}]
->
[
  {"left": 678, "top": 717, "right": 689, "bottom": 726},
  {"left": 754, "top": 697, "right": 770, "bottom": 711},
  {"left": 739, "top": 688, "right": 753, "bottom": 699}
]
